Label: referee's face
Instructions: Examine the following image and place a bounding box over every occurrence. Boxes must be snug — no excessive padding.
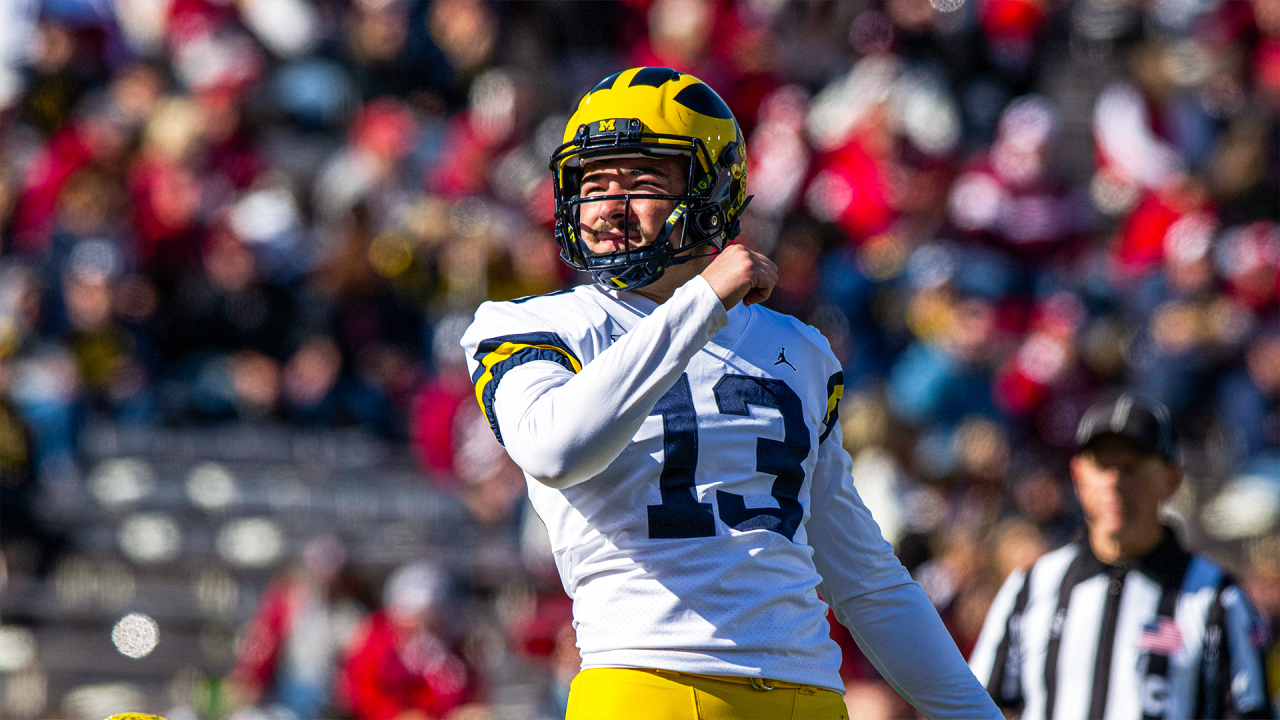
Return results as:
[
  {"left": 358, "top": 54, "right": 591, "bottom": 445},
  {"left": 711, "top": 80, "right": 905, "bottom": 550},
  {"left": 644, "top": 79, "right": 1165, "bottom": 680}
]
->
[{"left": 1070, "top": 437, "right": 1182, "bottom": 562}]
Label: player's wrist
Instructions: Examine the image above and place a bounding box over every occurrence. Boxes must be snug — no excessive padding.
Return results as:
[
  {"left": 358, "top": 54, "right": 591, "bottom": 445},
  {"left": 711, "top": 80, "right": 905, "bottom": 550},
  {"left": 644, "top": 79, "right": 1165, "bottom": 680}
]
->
[
  {"left": 679, "top": 275, "right": 732, "bottom": 329},
  {"left": 698, "top": 269, "right": 741, "bottom": 309}
]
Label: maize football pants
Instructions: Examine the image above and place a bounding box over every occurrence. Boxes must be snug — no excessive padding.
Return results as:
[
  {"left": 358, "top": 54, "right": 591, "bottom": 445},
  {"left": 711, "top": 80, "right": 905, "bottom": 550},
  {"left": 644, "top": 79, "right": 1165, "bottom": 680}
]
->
[{"left": 566, "top": 667, "right": 848, "bottom": 720}]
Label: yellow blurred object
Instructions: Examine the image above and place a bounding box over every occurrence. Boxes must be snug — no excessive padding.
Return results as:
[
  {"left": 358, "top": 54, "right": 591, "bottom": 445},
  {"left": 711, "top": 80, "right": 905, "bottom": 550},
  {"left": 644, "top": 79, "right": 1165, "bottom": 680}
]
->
[
  {"left": 905, "top": 288, "right": 953, "bottom": 342},
  {"left": 0, "top": 315, "right": 17, "bottom": 357},
  {"left": 857, "top": 232, "right": 908, "bottom": 281},
  {"left": 1150, "top": 300, "right": 1199, "bottom": 352},
  {"left": 103, "top": 715, "right": 170, "bottom": 720},
  {"left": 368, "top": 231, "right": 415, "bottom": 278},
  {"left": 143, "top": 97, "right": 203, "bottom": 161}
]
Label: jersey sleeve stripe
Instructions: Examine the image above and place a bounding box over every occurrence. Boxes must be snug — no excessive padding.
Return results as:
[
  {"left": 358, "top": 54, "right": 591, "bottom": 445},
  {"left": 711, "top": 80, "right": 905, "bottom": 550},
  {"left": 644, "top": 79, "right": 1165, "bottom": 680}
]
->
[
  {"left": 818, "top": 372, "right": 843, "bottom": 443},
  {"left": 472, "top": 332, "right": 582, "bottom": 445}
]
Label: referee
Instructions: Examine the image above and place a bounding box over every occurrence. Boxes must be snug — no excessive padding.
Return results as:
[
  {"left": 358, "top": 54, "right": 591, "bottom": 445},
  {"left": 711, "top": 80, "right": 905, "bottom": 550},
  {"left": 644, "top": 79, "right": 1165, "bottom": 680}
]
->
[{"left": 969, "top": 394, "right": 1273, "bottom": 719}]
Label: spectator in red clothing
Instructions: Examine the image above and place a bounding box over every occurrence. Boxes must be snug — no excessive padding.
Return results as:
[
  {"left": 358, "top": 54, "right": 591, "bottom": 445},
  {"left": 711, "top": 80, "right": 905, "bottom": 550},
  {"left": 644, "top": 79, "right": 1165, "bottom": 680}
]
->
[
  {"left": 11, "top": 110, "right": 127, "bottom": 257},
  {"left": 229, "top": 535, "right": 370, "bottom": 719},
  {"left": 948, "top": 95, "right": 1087, "bottom": 267},
  {"left": 337, "top": 562, "right": 470, "bottom": 720},
  {"left": 411, "top": 314, "right": 475, "bottom": 488}
]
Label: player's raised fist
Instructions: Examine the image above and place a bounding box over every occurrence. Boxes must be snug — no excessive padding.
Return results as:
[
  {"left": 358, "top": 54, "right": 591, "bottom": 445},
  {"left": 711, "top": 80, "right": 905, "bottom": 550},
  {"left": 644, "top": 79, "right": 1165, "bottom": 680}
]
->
[{"left": 700, "top": 244, "right": 778, "bottom": 310}]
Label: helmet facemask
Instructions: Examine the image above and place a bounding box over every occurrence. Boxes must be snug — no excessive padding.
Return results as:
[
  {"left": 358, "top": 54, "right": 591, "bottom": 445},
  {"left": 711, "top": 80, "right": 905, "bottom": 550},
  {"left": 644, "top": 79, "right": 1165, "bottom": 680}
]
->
[{"left": 551, "top": 122, "right": 738, "bottom": 291}]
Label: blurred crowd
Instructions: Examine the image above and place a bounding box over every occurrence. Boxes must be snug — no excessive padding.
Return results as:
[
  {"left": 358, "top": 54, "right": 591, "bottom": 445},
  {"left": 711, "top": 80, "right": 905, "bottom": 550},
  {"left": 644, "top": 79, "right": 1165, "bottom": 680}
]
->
[{"left": 0, "top": 0, "right": 1278, "bottom": 717}]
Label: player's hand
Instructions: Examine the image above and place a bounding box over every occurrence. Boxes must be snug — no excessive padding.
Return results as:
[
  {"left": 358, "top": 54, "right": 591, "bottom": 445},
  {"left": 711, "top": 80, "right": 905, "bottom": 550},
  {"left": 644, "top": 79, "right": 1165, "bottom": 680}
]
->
[{"left": 700, "top": 244, "right": 777, "bottom": 310}]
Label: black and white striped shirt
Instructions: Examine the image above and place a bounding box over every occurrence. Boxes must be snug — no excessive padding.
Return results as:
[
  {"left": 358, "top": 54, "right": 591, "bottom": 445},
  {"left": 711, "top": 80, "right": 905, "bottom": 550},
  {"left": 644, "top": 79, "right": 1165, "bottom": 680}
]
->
[{"left": 970, "top": 530, "right": 1272, "bottom": 719}]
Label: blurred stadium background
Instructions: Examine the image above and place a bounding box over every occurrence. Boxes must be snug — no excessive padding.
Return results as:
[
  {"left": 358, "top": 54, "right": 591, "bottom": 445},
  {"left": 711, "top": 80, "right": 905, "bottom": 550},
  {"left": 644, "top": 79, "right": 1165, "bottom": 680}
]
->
[{"left": 0, "top": 0, "right": 1276, "bottom": 718}]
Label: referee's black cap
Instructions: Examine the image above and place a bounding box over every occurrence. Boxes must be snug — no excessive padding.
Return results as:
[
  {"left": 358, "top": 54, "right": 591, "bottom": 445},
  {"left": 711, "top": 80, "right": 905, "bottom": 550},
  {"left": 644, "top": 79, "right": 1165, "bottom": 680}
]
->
[{"left": 1075, "top": 394, "right": 1177, "bottom": 464}]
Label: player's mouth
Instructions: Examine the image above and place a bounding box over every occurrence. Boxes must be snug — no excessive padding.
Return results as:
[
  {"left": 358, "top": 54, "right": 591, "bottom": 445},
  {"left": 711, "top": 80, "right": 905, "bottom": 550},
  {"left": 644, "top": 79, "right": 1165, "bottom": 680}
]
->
[{"left": 586, "top": 228, "right": 647, "bottom": 253}]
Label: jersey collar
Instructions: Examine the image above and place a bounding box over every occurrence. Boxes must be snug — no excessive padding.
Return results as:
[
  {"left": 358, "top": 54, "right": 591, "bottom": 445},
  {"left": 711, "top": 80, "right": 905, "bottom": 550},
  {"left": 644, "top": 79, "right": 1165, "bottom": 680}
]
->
[{"left": 1080, "top": 525, "right": 1191, "bottom": 585}]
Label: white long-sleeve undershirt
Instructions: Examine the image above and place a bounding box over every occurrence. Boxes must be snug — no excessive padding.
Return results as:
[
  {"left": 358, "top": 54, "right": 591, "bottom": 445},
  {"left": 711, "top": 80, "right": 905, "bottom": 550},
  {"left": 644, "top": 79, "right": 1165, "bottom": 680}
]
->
[{"left": 492, "top": 275, "right": 727, "bottom": 489}]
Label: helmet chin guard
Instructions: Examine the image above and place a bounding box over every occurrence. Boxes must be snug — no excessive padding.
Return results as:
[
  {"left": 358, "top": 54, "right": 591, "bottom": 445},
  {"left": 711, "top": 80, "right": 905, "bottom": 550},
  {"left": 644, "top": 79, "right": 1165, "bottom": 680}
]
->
[
  {"left": 550, "top": 68, "right": 750, "bottom": 291},
  {"left": 558, "top": 177, "right": 730, "bottom": 292}
]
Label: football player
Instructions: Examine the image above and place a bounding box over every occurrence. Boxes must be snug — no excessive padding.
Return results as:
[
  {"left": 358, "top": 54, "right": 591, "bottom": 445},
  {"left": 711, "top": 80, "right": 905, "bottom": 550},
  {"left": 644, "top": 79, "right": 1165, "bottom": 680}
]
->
[{"left": 461, "top": 68, "right": 999, "bottom": 719}]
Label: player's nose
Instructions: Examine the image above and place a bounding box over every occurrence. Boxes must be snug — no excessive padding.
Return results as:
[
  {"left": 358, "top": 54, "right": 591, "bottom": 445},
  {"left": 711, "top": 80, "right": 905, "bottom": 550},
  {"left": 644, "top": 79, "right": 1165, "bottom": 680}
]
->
[{"left": 595, "top": 193, "right": 629, "bottom": 222}]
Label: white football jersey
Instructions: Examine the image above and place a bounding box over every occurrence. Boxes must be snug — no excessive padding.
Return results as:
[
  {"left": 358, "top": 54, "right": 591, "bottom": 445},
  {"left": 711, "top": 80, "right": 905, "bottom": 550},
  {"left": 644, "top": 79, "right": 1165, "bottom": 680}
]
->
[{"left": 461, "top": 277, "right": 999, "bottom": 716}]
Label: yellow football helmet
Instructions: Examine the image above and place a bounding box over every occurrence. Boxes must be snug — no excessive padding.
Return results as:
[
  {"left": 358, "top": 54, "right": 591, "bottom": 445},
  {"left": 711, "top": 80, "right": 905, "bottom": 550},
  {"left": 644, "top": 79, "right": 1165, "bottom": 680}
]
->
[{"left": 550, "top": 67, "right": 750, "bottom": 290}]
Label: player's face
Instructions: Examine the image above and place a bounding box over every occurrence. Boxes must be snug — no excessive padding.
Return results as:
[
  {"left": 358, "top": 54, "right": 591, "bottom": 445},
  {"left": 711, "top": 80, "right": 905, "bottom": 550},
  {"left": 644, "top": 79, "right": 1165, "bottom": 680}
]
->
[
  {"left": 1070, "top": 437, "right": 1180, "bottom": 559},
  {"left": 578, "top": 155, "right": 688, "bottom": 255}
]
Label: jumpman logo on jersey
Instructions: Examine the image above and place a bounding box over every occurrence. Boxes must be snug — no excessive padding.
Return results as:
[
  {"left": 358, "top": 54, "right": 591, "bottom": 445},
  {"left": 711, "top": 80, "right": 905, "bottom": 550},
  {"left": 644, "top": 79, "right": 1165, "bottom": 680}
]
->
[{"left": 774, "top": 348, "right": 796, "bottom": 371}]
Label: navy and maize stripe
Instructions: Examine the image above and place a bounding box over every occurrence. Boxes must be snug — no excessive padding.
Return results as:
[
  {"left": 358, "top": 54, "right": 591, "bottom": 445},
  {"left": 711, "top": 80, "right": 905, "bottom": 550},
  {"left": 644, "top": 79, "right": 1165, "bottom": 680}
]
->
[
  {"left": 819, "top": 371, "right": 844, "bottom": 443},
  {"left": 472, "top": 332, "right": 582, "bottom": 445}
]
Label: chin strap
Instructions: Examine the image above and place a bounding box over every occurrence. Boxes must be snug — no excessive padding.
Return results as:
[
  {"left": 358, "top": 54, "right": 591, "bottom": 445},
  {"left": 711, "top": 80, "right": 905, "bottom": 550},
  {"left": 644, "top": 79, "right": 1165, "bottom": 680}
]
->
[
  {"left": 651, "top": 201, "right": 689, "bottom": 251},
  {"left": 666, "top": 248, "right": 718, "bottom": 267}
]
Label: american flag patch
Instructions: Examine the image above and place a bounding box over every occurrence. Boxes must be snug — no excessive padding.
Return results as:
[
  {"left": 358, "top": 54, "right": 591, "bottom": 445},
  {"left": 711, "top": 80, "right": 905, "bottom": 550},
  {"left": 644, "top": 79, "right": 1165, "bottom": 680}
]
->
[{"left": 1140, "top": 618, "right": 1183, "bottom": 655}]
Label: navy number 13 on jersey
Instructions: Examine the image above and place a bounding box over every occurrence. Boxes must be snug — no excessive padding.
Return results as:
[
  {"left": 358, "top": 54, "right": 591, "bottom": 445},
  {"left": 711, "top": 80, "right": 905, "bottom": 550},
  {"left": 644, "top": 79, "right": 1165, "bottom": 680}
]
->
[{"left": 647, "top": 373, "right": 811, "bottom": 541}]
